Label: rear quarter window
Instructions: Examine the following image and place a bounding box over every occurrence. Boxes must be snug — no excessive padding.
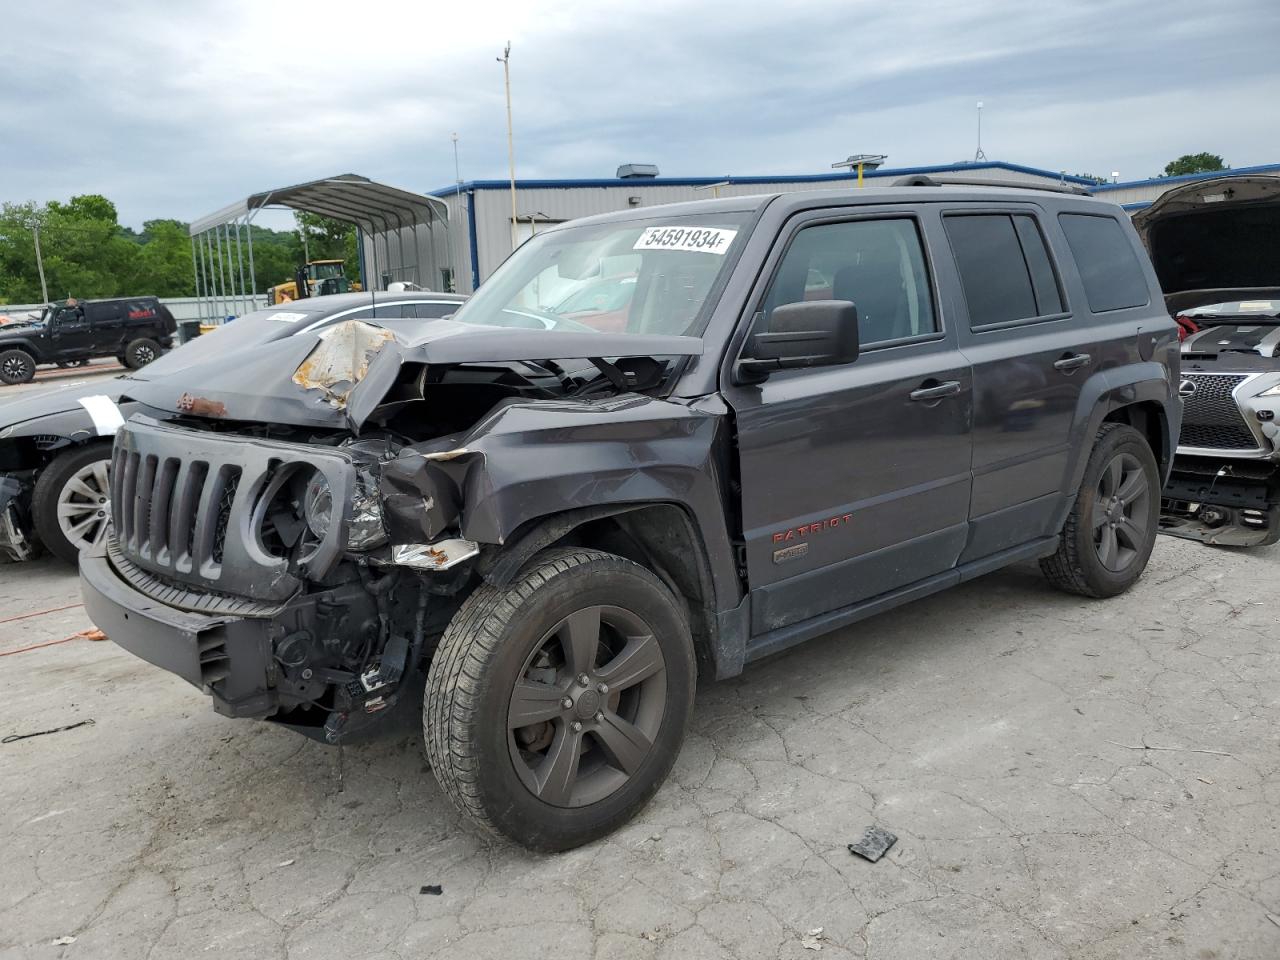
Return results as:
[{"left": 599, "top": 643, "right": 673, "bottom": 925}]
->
[{"left": 1058, "top": 213, "right": 1150, "bottom": 313}]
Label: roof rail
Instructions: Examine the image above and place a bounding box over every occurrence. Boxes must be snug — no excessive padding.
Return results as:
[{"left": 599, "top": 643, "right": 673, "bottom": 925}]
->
[{"left": 893, "top": 174, "right": 1091, "bottom": 196}]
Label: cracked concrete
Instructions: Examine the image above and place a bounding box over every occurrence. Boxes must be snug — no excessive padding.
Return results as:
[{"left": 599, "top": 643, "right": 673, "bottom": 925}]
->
[{"left": 1, "top": 537, "right": 1277, "bottom": 959}]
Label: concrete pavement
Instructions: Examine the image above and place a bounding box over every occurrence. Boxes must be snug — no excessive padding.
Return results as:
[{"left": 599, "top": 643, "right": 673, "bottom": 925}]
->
[{"left": 0, "top": 536, "right": 1277, "bottom": 959}]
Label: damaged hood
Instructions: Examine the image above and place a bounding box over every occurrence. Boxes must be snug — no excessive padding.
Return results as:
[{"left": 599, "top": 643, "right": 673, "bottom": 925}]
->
[
  {"left": 0, "top": 378, "right": 128, "bottom": 434},
  {"left": 1132, "top": 175, "right": 1280, "bottom": 314},
  {"left": 122, "top": 316, "right": 702, "bottom": 430}
]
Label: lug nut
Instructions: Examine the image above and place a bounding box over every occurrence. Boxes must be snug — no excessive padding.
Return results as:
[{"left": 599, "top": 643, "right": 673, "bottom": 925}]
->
[
  {"left": 577, "top": 673, "right": 590, "bottom": 686},
  {"left": 301, "top": 668, "right": 313, "bottom": 680},
  {"left": 595, "top": 711, "right": 604, "bottom": 722},
  {"left": 571, "top": 721, "right": 582, "bottom": 732},
  {"left": 561, "top": 697, "right": 574, "bottom": 709},
  {"left": 597, "top": 682, "right": 609, "bottom": 694}
]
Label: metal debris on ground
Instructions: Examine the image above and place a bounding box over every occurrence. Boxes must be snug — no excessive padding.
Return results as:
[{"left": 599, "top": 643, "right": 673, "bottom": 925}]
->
[
  {"left": 848, "top": 826, "right": 897, "bottom": 862},
  {"left": 3, "top": 718, "right": 95, "bottom": 745},
  {"left": 51, "top": 936, "right": 76, "bottom": 945},
  {"left": 419, "top": 884, "right": 443, "bottom": 895},
  {"left": 801, "top": 926, "right": 826, "bottom": 950},
  {"left": 277, "top": 859, "right": 295, "bottom": 868}
]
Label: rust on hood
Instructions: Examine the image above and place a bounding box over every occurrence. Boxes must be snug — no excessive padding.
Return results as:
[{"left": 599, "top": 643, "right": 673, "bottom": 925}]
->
[
  {"left": 292, "top": 319, "right": 396, "bottom": 409},
  {"left": 176, "top": 393, "right": 227, "bottom": 417}
]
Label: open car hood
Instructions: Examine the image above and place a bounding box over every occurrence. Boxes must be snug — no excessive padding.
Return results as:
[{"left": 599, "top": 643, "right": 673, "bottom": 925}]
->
[
  {"left": 122, "top": 317, "right": 702, "bottom": 432},
  {"left": 1132, "top": 175, "right": 1280, "bottom": 314}
]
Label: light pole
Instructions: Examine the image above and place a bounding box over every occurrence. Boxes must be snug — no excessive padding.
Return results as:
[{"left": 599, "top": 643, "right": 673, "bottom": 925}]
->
[
  {"left": 974, "top": 101, "right": 987, "bottom": 162},
  {"left": 498, "top": 42, "right": 518, "bottom": 251},
  {"left": 451, "top": 132, "right": 462, "bottom": 190},
  {"left": 31, "top": 223, "right": 49, "bottom": 304},
  {"left": 831, "top": 154, "right": 887, "bottom": 188}
]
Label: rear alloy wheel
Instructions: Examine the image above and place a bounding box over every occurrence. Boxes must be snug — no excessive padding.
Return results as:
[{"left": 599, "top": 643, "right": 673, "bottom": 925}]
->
[
  {"left": 32, "top": 445, "right": 113, "bottom": 564},
  {"left": 0, "top": 349, "right": 36, "bottom": 385},
  {"left": 1041, "top": 423, "right": 1160, "bottom": 598},
  {"left": 123, "top": 338, "right": 161, "bottom": 369},
  {"left": 425, "top": 548, "right": 695, "bottom": 851}
]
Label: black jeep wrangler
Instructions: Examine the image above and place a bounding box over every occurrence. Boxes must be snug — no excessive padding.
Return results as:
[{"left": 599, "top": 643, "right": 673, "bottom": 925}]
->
[
  {"left": 79, "top": 182, "right": 1180, "bottom": 850},
  {"left": 0, "top": 296, "right": 176, "bottom": 385}
]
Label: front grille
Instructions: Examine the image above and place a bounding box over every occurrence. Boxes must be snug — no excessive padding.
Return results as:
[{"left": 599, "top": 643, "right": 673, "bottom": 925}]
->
[
  {"left": 109, "top": 417, "right": 354, "bottom": 602},
  {"left": 1178, "top": 374, "right": 1260, "bottom": 452}
]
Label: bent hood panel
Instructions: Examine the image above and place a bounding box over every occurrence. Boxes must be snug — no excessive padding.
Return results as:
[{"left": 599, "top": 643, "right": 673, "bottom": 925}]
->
[
  {"left": 0, "top": 379, "right": 129, "bottom": 435},
  {"left": 122, "top": 317, "right": 703, "bottom": 430},
  {"left": 1133, "top": 175, "right": 1280, "bottom": 314}
]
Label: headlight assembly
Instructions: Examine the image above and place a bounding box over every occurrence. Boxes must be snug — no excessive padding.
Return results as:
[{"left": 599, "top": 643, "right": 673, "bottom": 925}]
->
[{"left": 303, "top": 467, "right": 387, "bottom": 551}]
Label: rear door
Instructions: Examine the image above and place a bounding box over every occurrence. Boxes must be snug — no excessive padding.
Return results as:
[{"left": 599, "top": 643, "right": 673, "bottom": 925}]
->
[
  {"left": 939, "top": 205, "right": 1147, "bottom": 559},
  {"left": 724, "top": 208, "right": 974, "bottom": 635}
]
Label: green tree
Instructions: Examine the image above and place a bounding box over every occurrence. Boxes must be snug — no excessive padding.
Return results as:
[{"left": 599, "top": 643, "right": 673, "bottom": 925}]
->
[
  {"left": 295, "top": 211, "right": 362, "bottom": 285},
  {"left": 131, "top": 220, "right": 196, "bottom": 296},
  {"left": 1163, "top": 153, "right": 1227, "bottom": 177}
]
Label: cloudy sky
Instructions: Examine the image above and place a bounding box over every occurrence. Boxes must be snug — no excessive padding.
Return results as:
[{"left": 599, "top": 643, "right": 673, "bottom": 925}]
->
[{"left": 4, "top": 0, "right": 1278, "bottom": 228}]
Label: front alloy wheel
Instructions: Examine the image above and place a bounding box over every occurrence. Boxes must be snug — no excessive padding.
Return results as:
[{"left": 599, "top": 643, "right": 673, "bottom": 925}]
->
[
  {"left": 31, "top": 445, "right": 113, "bottom": 564},
  {"left": 425, "top": 548, "right": 695, "bottom": 851},
  {"left": 507, "top": 604, "right": 667, "bottom": 808}
]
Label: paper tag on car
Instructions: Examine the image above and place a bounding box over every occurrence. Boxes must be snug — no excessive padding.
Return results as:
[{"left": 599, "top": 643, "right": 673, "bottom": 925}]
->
[
  {"left": 78, "top": 395, "right": 125, "bottom": 437},
  {"left": 634, "top": 226, "right": 738, "bottom": 255},
  {"left": 273, "top": 312, "right": 310, "bottom": 323}
]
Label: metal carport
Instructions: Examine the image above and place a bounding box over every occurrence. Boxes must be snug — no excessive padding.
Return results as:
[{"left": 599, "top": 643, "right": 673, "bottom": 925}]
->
[{"left": 187, "top": 174, "right": 452, "bottom": 323}]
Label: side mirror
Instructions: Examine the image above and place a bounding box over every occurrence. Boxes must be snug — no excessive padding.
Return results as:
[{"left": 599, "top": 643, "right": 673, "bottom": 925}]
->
[{"left": 735, "top": 300, "right": 860, "bottom": 383}]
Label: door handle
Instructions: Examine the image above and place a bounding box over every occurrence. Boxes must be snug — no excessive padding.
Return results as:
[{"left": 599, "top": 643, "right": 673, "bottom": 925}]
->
[
  {"left": 1053, "top": 353, "right": 1092, "bottom": 372},
  {"left": 909, "top": 380, "right": 962, "bottom": 402}
]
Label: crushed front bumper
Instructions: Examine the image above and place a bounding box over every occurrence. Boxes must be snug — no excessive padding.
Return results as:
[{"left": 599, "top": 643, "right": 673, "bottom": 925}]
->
[
  {"left": 80, "top": 539, "right": 279, "bottom": 715},
  {"left": 80, "top": 538, "right": 385, "bottom": 739}
]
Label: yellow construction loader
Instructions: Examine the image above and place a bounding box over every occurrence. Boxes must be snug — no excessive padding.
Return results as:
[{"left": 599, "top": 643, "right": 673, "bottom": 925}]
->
[{"left": 267, "top": 260, "right": 362, "bottom": 306}]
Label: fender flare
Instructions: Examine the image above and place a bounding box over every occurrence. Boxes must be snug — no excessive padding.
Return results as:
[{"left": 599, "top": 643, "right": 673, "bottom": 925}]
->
[
  {"left": 476, "top": 501, "right": 740, "bottom": 681},
  {"left": 0, "top": 340, "right": 40, "bottom": 360},
  {"left": 1054, "top": 361, "right": 1178, "bottom": 528}
]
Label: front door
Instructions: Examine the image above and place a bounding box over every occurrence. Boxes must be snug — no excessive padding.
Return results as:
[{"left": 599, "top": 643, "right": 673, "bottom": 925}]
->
[
  {"left": 724, "top": 211, "right": 974, "bottom": 636},
  {"left": 48, "top": 305, "right": 96, "bottom": 359}
]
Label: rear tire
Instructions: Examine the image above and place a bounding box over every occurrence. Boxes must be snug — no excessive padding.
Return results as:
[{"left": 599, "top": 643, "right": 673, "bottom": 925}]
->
[
  {"left": 32, "top": 444, "right": 114, "bottom": 565},
  {"left": 123, "top": 338, "right": 161, "bottom": 369},
  {"left": 1041, "top": 423, "right": 1160, "bottom": 598},
  {"left": 0, "top": 349, "right": 36, "bottom": 385},
  {"left": 425, "top": 548, "right": 696, "bottom": 851}
]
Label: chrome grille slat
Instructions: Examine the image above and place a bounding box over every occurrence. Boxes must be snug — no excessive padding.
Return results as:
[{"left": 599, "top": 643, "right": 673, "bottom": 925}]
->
[
  {"left": 118, "top": 450, "right": 139, "bottom": 546},
  {"left": 133, "top": 455, "right": 157, "bottom": 561},
  {"left": 149, "top": 457, "right": 179, "bottom": 564}
]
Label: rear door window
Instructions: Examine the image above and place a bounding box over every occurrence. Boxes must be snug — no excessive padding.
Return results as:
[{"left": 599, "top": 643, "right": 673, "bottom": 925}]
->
[
  {"left": 944, "top": 214, "right": 1064, "bottom": 328},
  {"left": 1057, "top": 213, "right": 1150, "bottom": 313}
]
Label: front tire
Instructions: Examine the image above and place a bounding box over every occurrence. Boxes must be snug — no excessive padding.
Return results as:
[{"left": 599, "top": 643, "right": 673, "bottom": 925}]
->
[
  {"left": 32, "top": 444, "right": 113, "bottom": 565},
  {"left": 0, "top": 349, "right": 36, "bottom": 385},
  {"left": 425, "top": 548, "right": 696, "bottom": 851},
  {"left": 1041, "top": 423, "right": 1160, "bottom": 598}
]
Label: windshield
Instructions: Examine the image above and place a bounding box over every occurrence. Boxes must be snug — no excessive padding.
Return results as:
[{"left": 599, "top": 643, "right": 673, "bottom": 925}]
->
[
  {"left": 1185, "top": 300, "right": 1280, "bottom": 321},
  {"left": 311, "top": 262, "right": 344, "bottom": 280},
  {"left": 451, "top": 212, "right": 750, "bottom": 337}
]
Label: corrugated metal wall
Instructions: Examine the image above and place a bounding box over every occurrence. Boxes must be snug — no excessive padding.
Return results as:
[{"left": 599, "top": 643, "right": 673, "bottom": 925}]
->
[{"left": 358, "top": 220, "right": 452, "bottom": 293}]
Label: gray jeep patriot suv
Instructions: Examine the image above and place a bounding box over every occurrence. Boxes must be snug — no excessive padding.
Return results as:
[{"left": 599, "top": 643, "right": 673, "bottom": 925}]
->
[{"left": 80, "top": 180, "right": 1181, "bottom": 850}]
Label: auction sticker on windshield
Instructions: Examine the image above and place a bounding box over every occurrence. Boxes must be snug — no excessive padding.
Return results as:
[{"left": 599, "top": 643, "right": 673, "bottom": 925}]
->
[
  {"left": 634, "top": 226, "right": 738, "bottom": 255},
  {"left": 274, "top": 312, "right": 311, "bottom": 323}
]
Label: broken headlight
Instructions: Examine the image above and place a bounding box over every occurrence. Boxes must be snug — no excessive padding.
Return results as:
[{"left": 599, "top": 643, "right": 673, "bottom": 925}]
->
[{"left": 304, "top": 470, "right": 387, "bottom": 551}]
